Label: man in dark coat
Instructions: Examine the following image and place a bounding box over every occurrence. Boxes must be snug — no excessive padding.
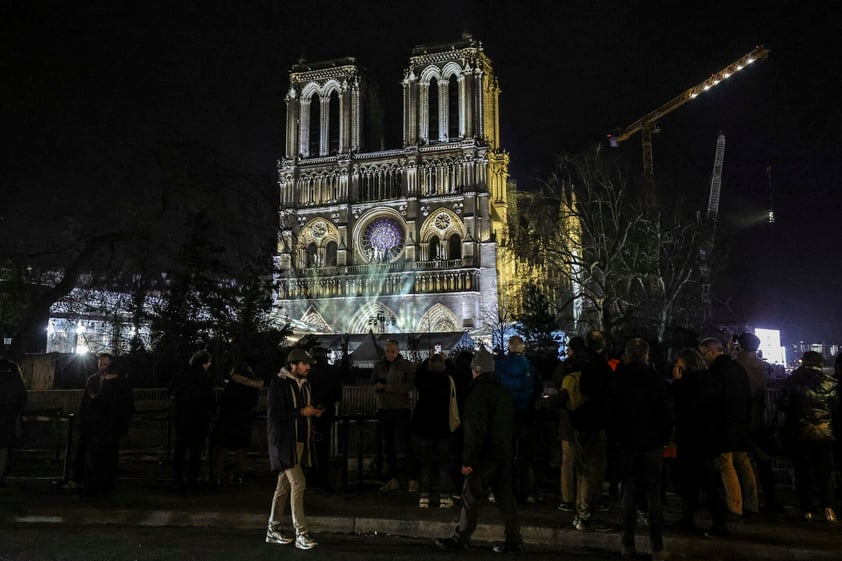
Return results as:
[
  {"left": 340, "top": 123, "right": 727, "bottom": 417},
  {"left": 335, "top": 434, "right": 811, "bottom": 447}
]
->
[
  {"left": 369, "top": 338, "right": 416, "bottom": 491},
  {"left": 79, "top": 360, "right": 134, "bottom": 496},
  {"left": 64, "top": 352, "right": 112, "bottom": 490},
  {"left": 435, "top": 347, "right": 523, "bottom": 553},
  {"left": 700, "top": 337, "right": 758, "bottom": 519},
  {"left": 169, "top": 349, "right": 216, "bottom": 493},
  {"left": 266, "top": 349, "right": 322, "bottom": 550},
  {"left": 0, "top": 358, "right": 28, "bottom": 486},
  {"left": 570, "top": 330, "right": 613, "bottom": 531},
  {"left": 209, "top": 361, "right": 263, "bottom": 486},
  {"left": 306, "top": 346, "right": 343, "bottom": 491},
  {"left": 607, "top": 338, "right": 672, "bottom": 561}
]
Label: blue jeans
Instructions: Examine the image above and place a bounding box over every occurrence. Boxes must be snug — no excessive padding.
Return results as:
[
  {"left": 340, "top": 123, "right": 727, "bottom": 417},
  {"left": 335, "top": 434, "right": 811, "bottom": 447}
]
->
[
  {"left": 620, "top": 447, "right": 665, "bottom": 553},
  {"left": 417, "top": 434, "right": 455, "bottom": 496}
]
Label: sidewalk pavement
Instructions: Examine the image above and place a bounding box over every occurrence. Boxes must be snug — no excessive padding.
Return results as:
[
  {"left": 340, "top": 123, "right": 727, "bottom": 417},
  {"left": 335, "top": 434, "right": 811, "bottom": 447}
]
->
[{"left": 1, "top": 453, "right": 841, "bottom": 560}]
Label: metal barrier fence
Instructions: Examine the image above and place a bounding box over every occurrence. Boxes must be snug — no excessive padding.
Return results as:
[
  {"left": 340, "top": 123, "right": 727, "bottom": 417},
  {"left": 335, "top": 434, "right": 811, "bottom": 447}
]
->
[{"left": 17, "top": 386, "right": 793, "bottom": 489}]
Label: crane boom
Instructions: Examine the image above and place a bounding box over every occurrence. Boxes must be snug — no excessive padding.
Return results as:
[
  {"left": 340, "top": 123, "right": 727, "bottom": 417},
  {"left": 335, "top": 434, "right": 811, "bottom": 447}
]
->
[{"left": 608, "top": 46, "right": 769, "bottom": 180}]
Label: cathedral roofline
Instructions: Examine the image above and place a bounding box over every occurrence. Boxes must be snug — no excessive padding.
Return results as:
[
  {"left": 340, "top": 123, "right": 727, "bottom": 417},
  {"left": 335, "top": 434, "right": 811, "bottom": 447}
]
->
[
  {"left": 411, "top": 34, "right": 481, "bottom": 56},
  {"left": 291, "top": 56, "right": 359, "bottom": 73}
]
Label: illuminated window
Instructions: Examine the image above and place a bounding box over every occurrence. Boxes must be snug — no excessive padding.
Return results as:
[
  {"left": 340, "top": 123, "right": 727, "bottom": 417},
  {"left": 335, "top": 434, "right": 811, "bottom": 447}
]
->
[
  {"left": 362, "top": 217, "right": 405, "bottom": 263},
  {"left": 429, "top": 236, "right": 440, "bottom": 260}
]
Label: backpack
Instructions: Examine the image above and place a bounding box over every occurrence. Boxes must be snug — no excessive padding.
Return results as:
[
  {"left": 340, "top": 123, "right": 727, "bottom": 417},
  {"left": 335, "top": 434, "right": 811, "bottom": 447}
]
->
[{"left": 561, "top": 370, "right": 588, "bottom": 411}]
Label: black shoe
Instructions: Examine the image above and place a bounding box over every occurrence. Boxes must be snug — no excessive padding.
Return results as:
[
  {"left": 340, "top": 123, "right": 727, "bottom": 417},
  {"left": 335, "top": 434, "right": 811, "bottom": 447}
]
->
[
  {"left": 435, "top": 537, "right": 468, "bottom": 552},
  {"left": 492, "top": 543, "right": 523, "bottom": 554}
]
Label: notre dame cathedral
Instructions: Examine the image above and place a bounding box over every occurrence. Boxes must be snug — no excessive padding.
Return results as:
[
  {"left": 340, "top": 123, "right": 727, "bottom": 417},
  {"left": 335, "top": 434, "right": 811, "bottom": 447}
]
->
[{"left": 274, "top": 35, "right": 539, "bottom": 337}]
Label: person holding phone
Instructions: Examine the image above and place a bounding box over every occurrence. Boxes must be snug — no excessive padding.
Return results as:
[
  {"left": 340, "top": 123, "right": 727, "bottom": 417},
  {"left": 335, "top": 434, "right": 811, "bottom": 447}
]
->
[{"left": 266, "top": 349, "right": 323, "bottom": 550}]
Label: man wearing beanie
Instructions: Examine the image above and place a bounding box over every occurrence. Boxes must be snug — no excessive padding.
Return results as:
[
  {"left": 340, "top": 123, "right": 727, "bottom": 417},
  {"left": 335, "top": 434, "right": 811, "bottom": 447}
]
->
[{"left": 436, "top": 347, "right": 523, "bottom": 553}]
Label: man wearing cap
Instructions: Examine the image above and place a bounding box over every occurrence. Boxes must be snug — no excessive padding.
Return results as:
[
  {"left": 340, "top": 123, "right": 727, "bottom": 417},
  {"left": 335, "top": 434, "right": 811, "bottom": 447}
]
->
[
  {"left": 266, "top": 349, "right": 323, "bottom": 550},
  {"left": 436, "top": 347, "right": 523, "bottom": 554}
]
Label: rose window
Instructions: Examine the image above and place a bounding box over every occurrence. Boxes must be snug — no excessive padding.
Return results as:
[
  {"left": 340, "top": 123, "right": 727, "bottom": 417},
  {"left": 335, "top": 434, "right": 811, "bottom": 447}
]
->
[
  {"left": 311, "top": 221, "right": 327, "bottom": 239},
  {"left": 362, "top": 217, "right": 405, "bottom": 263},
  {"left": 434, "top": 212, "right": 451, "bottom": 231}
]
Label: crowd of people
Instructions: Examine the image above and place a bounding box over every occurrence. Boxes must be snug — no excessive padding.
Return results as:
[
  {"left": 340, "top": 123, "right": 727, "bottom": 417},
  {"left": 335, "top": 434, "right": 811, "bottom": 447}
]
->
[{"left": 1, "top": 331, "right": 840, "bottom": 558}]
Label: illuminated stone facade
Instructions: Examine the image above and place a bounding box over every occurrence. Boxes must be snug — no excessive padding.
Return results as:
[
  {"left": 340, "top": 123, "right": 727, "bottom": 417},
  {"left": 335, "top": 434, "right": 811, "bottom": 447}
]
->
[{"left": 275, "top": 36, "right": 515, "bottom": 335}]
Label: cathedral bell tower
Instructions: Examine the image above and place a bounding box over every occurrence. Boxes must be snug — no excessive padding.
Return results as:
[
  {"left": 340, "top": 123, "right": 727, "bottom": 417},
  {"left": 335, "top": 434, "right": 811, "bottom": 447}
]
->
[{"left": 283, "top": 57, "right": 382, "bottom": 160}]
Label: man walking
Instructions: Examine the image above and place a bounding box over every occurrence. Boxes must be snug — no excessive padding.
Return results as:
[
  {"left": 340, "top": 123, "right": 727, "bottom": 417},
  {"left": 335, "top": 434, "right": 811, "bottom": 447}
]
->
[
  {"left": 607, "top": 338, "right": 672, "bottom": 561},
  {"left": 266, "top": 349, "right": 322, "bottom": 550},
  {"left": 435, "top": 347, "right": 523, "bottom": 553}
]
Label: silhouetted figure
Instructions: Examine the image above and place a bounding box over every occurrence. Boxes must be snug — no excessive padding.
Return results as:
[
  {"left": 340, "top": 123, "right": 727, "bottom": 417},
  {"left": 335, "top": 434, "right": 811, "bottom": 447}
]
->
[
  {"left": 0, "top": 359, "right": 27, "bottom": 486},
  {"left": 169, "top": 349, "right": 216, "bottom": 493},
  {"left": 79, "top": 360, "right": 134, "bottom": 496},
  {"left": 435, "top": 347, "right": 523, "bottom": 553},
  {"left": 307, "top": 346, "right": 343, "bottom": 490},
  {"left": 209, "top": 361, "right": 262, "bottom": 487},
  {"left": 782, "top": 351, "right": 838, "bottom": 521}
]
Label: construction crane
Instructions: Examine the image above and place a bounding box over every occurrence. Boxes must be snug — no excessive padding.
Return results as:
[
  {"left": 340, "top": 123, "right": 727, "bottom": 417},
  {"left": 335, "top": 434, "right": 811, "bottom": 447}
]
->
[
  {"left": 607, "top": 46, "right": 769, "bottom": 185},
  {"left": 701, "top": 133, "right": 725, "bottom": 323}
]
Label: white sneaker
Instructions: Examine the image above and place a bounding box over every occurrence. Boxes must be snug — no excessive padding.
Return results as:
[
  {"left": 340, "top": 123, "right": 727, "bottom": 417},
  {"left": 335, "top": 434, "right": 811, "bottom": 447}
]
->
[
  {"left": 419, "top": 497, "right": 430, "bottom": 508},
  {"left": 440, "top": 496, "right": 454, "bottom": 509},
  {"left": 266, "top": 526, "right": 293, "bottom": 545},
  {"left": 295, "top": 532, "right": 318, "bottom": 550},
  {"left": 379, "top": 478, "right": 400, "bottom": 491}
]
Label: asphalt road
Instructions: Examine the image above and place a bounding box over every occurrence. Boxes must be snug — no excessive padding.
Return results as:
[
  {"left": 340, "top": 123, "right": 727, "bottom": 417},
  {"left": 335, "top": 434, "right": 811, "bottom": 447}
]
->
[
  {"left": 0, "top": 526, "right": 630, "bottom": 561},
  {"left": 0, "top": 523, "right": 811, "bottom": 561}
]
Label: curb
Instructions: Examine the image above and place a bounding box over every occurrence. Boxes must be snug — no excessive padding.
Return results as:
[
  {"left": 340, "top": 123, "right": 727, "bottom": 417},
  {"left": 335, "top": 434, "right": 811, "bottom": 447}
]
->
[{"left": 7, "top": 508, "right": 842, "bottom": 561}]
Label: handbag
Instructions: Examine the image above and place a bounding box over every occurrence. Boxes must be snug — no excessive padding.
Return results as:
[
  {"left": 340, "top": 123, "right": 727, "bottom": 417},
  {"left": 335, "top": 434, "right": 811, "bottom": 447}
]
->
[{"left": 448, "top": 375, "right": 461, "bottom": 432}]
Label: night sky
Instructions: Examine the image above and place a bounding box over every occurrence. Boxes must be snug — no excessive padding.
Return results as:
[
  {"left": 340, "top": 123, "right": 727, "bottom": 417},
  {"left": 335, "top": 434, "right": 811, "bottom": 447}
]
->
[{"left": 3, "top": 1, "right": 841, "bottom": 346}]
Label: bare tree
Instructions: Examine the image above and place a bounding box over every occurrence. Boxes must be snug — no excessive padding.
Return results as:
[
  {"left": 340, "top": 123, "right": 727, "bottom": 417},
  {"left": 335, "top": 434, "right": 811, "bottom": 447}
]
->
[{"left": 510, "top": 149, "right": 704, "bottom": 341}]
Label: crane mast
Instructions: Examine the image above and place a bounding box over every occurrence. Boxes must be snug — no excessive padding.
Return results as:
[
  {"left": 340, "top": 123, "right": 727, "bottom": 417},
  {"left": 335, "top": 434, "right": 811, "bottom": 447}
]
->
[
  {"left": 701, "top": 133, "right": 726, "bottom": 324},
  {"left": 707, "top": 133, "right": 726, "bottom": 224},
  {"left": 608, "top": 46, "right": 769, "bottom": 182}
]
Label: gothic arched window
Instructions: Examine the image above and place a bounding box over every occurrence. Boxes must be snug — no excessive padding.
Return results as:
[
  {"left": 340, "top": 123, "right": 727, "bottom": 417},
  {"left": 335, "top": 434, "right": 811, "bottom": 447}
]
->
[
  {"left": 448, "top": 75, "right": 459, "bottom": 139},
  {"left": 429, "top": 236, "right": 440, "bottom": 261},
  {"left": 326, "top": 241, "right": 337, "bottom": 267},
  {"left": 448, "top": 233, "right": 461, "bottom": 260},
  {"left": 428, "top": 77, "right": 439, "bottom": 142},
  {"left": 308, "top": 94, "right": 321, "bottom": 156},
  {"left": 328, "top": 90, "right": 340, "bottom": 154},
  {"left": 306, "top": 242, "right": 318, "bottom": 267}
]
